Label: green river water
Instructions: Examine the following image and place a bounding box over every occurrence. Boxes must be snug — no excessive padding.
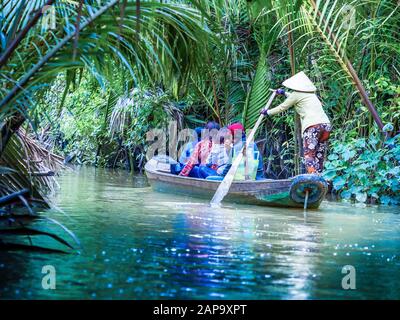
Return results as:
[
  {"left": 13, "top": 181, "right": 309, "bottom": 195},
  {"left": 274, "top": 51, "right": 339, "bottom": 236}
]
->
[{"left": 0, "top": 166, "right": 399, "bottom": 299}]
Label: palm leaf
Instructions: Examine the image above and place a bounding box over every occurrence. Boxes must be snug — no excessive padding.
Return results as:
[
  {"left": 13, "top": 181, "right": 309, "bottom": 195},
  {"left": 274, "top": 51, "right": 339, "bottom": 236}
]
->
[
  {"left": 242, "top": 53, "right": 271, "bottom": 129},
  {"left": 0, "top": 128, "right": 64, "bottom": 203},
  {"left": 297, "top": 0, "right": 386, "bottom": 130},
  {"left": 0, "top": 1, "right": 212, "bottom": 118},
  {"left": 0, "top": 165, "right": 16, "bottom": 174}
]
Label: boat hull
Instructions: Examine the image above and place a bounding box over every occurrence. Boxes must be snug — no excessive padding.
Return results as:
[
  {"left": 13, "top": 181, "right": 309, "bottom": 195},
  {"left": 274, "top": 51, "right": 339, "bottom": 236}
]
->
[{"left": 145, "top": 160, "right": 327, "bottom": 209}]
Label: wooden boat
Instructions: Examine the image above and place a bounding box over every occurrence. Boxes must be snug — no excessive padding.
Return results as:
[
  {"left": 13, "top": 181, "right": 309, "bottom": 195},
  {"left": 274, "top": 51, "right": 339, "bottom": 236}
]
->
[{"left": 145, "top": 158, "right": 328, "bottom": 209}]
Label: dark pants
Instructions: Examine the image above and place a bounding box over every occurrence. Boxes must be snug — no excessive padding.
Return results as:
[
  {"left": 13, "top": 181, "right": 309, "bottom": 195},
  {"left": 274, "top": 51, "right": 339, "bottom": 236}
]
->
[
  {"left": 188, "top": 166, "right": 202, "bottom": 178},
  {"left": 172, "top": 164, "right": 201, "bottom": 178},
  {"left": 199, "top": 165, "right": 218, "bottom": 179}
]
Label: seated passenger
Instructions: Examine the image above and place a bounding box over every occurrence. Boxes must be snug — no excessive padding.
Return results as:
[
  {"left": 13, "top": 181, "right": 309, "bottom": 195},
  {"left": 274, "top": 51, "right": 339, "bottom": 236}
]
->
[
  {"left": 199, "top": 128, "right": 232, "bottom": 179},
  {"left": 222, "top": 122, "right": 265, "bottom": 180},
  {"left": 179, "top": 127, "right": 202, "bottom": 165},
  {"left": 179, "top": 121, "right": 220, "bottom": 178}
]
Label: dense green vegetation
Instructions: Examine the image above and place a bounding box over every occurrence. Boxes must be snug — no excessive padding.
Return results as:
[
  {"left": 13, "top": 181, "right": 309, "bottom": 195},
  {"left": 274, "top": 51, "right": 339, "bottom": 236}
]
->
[
  {"left": 1, "top": 0, "right": 399, "bottom": 205},
  {"left": 325, "top": 135, "right": 400, "bottom": 205}
]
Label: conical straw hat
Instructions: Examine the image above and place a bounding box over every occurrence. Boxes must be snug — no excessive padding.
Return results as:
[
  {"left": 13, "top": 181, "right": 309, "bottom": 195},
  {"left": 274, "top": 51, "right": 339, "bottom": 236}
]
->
[{"left": 282, "top": 71, "right": 316, "bottom": 92}]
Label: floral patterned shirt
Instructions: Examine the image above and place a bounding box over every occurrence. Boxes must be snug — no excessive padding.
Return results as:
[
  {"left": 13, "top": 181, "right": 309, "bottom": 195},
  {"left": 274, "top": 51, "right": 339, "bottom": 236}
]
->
[{"left": 179, "top": 139, "right": 217, "bottom": 176}]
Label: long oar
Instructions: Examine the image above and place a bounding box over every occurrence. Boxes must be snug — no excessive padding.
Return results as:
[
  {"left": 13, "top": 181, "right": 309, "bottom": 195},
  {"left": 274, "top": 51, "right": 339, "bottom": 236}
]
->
[{"left": 210, "top": 90, "right": 277, "bottom": 207}]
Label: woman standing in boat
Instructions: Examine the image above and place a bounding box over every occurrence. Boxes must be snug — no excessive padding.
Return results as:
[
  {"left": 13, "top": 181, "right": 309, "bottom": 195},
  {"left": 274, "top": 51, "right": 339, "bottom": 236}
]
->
[{"left": 261, "top": 71, "right": 331, "bottom": 174}]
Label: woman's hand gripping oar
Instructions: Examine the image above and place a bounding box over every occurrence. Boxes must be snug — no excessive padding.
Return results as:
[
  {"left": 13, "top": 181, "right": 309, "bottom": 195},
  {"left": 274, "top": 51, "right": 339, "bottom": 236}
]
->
[{"left": 210, "top": 90, "right": 277, "bottom": 207}]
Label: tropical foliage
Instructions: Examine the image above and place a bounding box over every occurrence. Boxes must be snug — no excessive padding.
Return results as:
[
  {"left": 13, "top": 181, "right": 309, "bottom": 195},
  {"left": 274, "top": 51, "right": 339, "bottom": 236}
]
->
[
  {"left": 0, "top": 0, "right": 399, "bottom": 206},
  {"left": 324, "top": 134, "right": 400, "bottom": 205},
  {"left": 0, "top": 0, "right": 211, "bottom": 197}
]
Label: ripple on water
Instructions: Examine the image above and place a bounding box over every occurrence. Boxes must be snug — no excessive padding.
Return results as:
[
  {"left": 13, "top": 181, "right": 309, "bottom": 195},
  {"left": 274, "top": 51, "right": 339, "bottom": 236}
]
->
[{"left": 1, "top": 166, "right": 400, "bottom": 300}]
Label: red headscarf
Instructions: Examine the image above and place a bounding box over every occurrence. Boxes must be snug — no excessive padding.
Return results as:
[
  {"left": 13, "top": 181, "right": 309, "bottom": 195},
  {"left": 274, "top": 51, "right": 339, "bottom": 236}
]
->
[{"left": 227, "top": 123, "right": 245, "bottom": 136}]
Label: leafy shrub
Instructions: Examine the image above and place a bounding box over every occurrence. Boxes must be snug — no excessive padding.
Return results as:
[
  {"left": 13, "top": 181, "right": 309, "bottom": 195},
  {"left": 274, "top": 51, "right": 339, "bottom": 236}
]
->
[{"left": 323, "top": 134, "right": 400, "bottom": 205}]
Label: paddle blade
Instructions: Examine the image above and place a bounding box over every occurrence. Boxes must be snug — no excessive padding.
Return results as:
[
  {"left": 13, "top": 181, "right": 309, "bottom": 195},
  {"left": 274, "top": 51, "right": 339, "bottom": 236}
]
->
[{"left": 210, "top": 151, "right": 244, "bottom": 206}]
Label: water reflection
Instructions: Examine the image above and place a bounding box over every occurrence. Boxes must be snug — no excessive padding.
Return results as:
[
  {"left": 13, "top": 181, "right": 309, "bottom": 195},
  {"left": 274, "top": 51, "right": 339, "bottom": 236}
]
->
[{"left": 0, "top": 166, "right": 399, "bottom": 299}]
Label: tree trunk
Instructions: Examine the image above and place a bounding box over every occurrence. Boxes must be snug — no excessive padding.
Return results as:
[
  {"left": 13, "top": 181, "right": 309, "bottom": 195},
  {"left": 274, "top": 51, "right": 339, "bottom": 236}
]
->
[{"left": 287, "top": 22, "right": 303, "bottom": 175}]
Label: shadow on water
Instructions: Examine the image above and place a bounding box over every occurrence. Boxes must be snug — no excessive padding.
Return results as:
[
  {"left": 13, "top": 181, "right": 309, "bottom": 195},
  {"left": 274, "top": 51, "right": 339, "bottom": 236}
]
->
[{"left": 0, "top": 166, "right": 399, "bottom": 299}]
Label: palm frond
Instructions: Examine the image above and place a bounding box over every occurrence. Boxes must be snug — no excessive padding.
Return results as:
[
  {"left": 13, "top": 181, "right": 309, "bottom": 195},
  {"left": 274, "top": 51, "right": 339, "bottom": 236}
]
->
[
  {"left": 0, "top": 1, "right": 212, "bottom": 117},
  {"left": 0, "top": 128, "right": 64, "bottom": 204},
  {"left": 242, "top": 53, "right": 271, "bottom": 128}
]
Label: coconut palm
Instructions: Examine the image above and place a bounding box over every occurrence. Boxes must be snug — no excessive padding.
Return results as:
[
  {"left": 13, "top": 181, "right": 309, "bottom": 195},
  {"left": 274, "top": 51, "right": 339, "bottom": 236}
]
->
[
  {"left": 273, "top": 0, "right": 398, "bottom": 130},
  {"left": 0, "top": 0, "right": 212, "bottom": 117},
  {"left": 0, "top": 0, "right": 214, "bottom": 201}
]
